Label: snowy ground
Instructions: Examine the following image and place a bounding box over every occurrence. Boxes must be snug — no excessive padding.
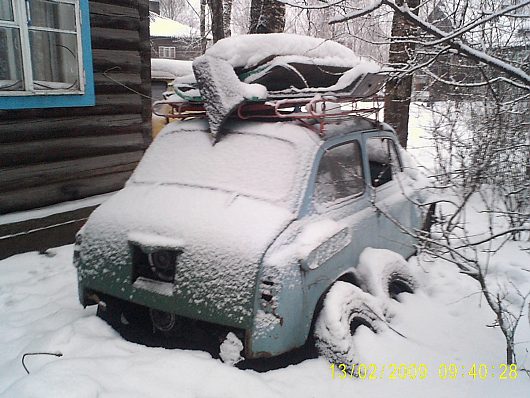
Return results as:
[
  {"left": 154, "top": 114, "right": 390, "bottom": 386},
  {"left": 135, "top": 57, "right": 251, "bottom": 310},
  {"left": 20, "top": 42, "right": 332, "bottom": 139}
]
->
[
  {"left": 1, "top": 239, "right": 528, "bottom": 397},
  {"left": 1, "top": 103, "right": 529, "bottom": 397}
]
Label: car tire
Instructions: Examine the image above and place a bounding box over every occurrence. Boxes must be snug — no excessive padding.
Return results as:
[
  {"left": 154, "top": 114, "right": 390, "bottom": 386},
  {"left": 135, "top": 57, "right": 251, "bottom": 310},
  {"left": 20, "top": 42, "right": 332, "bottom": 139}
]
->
[
  {"left": 358, "top": 255, "right": 417, "bottom": 302},
  {"left": 314, "top": 281, "right": 385, "bottom": 365},
  {"left": 96, "top": 295, "right": 150, "bottom": 333}
]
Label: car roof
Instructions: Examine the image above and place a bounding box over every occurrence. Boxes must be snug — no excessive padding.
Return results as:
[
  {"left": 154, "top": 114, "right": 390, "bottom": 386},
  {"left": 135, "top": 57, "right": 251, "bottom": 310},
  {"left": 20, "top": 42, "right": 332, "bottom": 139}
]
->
[{"left": 161, "top": 116, "right": 394, "bottom": 150}]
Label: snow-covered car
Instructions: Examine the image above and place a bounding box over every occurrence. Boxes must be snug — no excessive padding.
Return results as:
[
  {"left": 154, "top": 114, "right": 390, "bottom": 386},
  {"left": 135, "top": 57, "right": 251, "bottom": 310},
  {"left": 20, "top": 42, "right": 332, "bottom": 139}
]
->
[{"left": 74, "top": 34, "right": 431, "bottom": 365}]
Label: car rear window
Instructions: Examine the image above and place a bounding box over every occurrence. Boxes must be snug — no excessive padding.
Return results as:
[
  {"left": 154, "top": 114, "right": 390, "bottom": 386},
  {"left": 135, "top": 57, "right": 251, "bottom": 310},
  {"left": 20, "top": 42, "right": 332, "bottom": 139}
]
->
[{"left": 131, "top": 130, "right": 298, "bottom": 204}]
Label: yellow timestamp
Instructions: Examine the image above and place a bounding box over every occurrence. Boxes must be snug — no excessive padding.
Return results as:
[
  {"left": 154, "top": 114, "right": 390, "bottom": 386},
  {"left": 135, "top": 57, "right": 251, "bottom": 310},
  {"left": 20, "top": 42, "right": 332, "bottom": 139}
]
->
[{"left": 330, "top": 363, "right": 518, "bottom": 381}]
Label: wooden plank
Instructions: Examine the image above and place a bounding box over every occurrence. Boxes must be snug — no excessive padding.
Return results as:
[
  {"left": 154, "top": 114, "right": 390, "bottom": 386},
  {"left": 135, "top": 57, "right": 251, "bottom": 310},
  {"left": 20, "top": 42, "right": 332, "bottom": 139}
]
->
[
  {"left": 0, "top": 114, "right": 144, "bottom": 141},
  {"left": 91, "top": 27, "right": 140, "bottom": 51},
  {"left": 0, "top": 205, "right": 97, "bottom": 260},
  {"left": 1, "top": 151, "right": 144, "bottom": 191},
  {"left": 0, "top": 134, "right": 146, "bottom": 167},
  {"left": 92, "top": 49, "right": 142, "bottom": 73},
  {"left": 0, "top": 171, "right": 133, "bottom": 214}
]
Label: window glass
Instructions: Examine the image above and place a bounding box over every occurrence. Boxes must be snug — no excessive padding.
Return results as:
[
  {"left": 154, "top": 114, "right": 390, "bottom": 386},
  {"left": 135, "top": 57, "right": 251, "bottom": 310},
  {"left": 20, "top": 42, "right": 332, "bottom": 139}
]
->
[
  {"left": 315, "top": 141, "right": 364, "bottom": 205},
  {"left": 29, "top": 30, "right": 79, "bottom": 89},
  {"left": 27, "top": 0, "right": 76, "bottom": 31},
  {"left": 160, "top": 46, "right": 176, "bottom": 59},
  {"left": 367, "top": 137, "right": 402, "bottom": 187},
  {"left": 0, "top": 1, "right": 14, "bottom": 21},
  {"left": 0, "top": 26, "right": 24, "bottom": 90}
]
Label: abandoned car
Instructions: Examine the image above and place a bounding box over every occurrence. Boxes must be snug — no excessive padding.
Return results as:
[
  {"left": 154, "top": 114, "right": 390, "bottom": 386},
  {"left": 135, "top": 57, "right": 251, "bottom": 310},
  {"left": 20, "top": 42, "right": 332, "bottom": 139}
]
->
[{"left": 74, "top": 34, "right": 431, "bottom": 365}]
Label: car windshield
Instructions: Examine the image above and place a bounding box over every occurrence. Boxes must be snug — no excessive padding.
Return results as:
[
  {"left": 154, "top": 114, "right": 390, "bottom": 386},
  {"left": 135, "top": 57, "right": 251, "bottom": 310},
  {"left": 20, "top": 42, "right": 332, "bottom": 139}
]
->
[{"left": 131, "top": 129, "right": 298, "bottom": 205}]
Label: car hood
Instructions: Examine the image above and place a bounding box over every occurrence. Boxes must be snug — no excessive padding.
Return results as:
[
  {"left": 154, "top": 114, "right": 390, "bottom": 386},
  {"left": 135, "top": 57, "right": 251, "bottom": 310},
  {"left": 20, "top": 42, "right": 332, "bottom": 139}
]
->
[{"left": 79, "top": 183, "right": 295, "bottom": 327}]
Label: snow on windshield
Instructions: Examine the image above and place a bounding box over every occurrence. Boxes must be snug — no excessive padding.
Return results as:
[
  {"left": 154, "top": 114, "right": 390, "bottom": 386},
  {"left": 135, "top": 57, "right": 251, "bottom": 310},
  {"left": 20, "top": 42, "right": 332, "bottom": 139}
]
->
[
  {"left": 131, "top": 128, "right": 298, "bottom": 204},
  {"left": 204, "top": 33, "right": 371, "bottom": 70}
]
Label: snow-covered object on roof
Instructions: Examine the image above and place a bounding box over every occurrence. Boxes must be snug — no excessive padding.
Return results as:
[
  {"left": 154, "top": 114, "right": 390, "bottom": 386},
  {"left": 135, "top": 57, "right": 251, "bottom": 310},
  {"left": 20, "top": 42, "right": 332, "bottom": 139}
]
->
[
  {"left": 205, "top": 33, "right": 369, "bottom": 70},
  {"left": 192, "top": 55, "right": 268, "bottom": 137},
  {"left": 185, "top": 34, "right": 383, "bottom": 137},
  {"left": 149, "top": 12, "right": 197, "bottom": 37},
  {"left": 151, "top": 58, "right": 193, "bottom": 80}
]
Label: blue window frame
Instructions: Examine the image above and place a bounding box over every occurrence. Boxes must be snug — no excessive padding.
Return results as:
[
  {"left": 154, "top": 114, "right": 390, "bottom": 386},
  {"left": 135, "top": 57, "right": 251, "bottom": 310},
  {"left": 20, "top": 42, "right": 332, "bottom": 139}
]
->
[{"left": 0, "top": 0, "right": 94, "bottom": 109}]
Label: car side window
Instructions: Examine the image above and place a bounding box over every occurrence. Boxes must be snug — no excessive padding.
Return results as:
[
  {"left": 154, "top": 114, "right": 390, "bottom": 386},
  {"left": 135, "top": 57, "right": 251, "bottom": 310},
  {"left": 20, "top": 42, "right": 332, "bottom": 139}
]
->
[
  {"left": 366, "top": 137, "right": 402, "bottom": 187},
  {"left": 314, "top": 141, "right": 364, "bottom": 205}
]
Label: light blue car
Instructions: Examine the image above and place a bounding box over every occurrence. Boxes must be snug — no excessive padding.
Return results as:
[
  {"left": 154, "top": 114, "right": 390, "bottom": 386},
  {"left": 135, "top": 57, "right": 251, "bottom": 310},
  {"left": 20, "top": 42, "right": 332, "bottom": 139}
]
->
[{"left": 75, "top": 116, "right": 430, "bottom": 364}]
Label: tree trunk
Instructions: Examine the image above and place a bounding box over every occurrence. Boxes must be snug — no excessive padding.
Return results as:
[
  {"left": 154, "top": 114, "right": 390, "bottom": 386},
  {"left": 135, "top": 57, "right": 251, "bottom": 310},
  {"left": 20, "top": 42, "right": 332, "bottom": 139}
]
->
[
  {"left": 207, "top": 0, "right": 225, "bottom": 43},
  {"left": 200, "top": 0, "right": 207, "bottom": 53},
  {"left": 249, "top": 0, "right": 285, "bottom": 34},
  {"left": 383, "top": 0, "right": 420, "bottom": 148},
  {"left": 223, "top": 0, "right": 233, "bottom": 37}
]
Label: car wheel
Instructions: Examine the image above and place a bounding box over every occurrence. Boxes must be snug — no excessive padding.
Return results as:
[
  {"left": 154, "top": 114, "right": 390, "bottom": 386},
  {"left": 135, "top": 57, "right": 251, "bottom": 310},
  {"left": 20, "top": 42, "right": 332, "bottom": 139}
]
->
[
  {"left": 358, "top": 251, "right": 418, "bottom": 302},
  {"left": 96, "top": 295, "right": 150, "bottom": 333},
  {"left": 314, "top": 281, "right": 385, "bottom": 365}
]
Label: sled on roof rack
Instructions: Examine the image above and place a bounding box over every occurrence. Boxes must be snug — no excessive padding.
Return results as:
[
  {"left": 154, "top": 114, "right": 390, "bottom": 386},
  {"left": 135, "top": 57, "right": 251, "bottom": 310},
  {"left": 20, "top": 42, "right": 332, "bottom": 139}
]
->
[{"left": 152, "top": 34, "right": 389, "bottom": 139}]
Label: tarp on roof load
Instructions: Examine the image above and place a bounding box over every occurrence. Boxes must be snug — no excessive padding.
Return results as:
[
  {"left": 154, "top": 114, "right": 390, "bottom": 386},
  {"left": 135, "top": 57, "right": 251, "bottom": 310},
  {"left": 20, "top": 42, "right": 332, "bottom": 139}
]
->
[{"left": 189, "top": 34, "right": 385, "bottom": 138}]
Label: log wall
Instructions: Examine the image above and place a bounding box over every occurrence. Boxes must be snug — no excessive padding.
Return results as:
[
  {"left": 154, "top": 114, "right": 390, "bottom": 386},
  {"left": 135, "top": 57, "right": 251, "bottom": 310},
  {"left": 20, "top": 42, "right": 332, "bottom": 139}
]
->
[{"left": 0, "top": 0, "right": 151, "bottom": 259}]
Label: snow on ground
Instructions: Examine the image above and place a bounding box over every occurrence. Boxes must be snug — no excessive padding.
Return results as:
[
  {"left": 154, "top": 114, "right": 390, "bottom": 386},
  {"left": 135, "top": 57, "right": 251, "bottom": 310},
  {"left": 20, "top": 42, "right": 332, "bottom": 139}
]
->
[
  {"left": 1, "top": 103, "right": 529, "bottom": 397},
  {"left": 0, "top": 241, "right": 528, "bottom": 397}
]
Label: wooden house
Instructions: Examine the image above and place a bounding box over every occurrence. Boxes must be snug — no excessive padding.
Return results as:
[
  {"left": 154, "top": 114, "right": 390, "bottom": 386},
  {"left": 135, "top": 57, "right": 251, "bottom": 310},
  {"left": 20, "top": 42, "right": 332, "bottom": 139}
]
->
[
  {"left": 0, "top": 0, "right": 152, "bottom": 259},
  {"left": 149, "top": 11, "right": 203, "bottom": 61}
]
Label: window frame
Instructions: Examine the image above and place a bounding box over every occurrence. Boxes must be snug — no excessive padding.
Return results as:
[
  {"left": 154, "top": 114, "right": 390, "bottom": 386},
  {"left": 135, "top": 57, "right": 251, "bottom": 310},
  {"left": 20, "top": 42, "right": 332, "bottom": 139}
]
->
[
  {"left": 312, "top": 139, "right": 366, "bottom": 208},
  {"left": 159, "top": 45, "right": 176, "bottom": 59},
  {"left": 366, "top": 136, "right": 403, "bottom": 188},
  {"left": 0, "top": 0, "right": 95, "bottom": 109}
]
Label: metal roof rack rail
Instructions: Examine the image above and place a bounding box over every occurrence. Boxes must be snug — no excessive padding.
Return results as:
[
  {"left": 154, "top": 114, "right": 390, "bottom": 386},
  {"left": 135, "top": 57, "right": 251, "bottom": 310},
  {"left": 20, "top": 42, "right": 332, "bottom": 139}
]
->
[{"left": 152, "top": 72, "right": 388, "bottom": 138}]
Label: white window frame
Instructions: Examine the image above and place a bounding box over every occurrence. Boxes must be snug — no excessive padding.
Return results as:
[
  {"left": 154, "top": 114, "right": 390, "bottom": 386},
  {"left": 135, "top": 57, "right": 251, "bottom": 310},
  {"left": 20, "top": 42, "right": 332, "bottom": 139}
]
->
[
  {"left": 159, "top": 45, "right": 176, "bottom": 59},
  {"left": 0, "top": 0, "right": 85, "bottom": 96}
]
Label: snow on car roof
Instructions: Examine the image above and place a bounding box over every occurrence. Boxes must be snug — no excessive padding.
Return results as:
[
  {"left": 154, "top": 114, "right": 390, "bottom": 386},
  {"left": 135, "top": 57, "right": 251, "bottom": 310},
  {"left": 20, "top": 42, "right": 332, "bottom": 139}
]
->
[
  {"left": 205, "top": 33, "right": 367, "bottom": 70},
  {"left": 160, "top": 115, "right": 386, "bottom": 147}
]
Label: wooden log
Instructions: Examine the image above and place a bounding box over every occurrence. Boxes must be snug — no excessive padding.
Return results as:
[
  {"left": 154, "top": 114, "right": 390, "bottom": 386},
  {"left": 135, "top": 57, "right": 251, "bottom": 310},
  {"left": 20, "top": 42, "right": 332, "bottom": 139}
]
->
[
  {"left": 91, "top": 27, "right": 140, "bottom": 51},
  {"left": 0, "top": 94, "right": 144, "bottom": 119},
  {"left": 0, "top": 114, "right": 144, "bottom": 141},
  {"left": 1, "top": 151, "right": 144, "bottom": 191},
  {"left": 95, "top": 74, "right": 149, "bottom": 96},
  {"left": 90, "top": 0, "right": 144, "bottom": 9},
  {"left": 138, "top": 0, "right": 153, "bottom": 145},
  {"left": 0, "top": 205, "right": 98, "bottom": 260},
  {"left": 0, "top": 134, "right": 146, "bottom": 167},
  {"left": 89, "top": 2, "right": 139, "bottom": 19},
  {"left": 0, "top": 171, "right": 133, "bottom": 214},
  {"left": 92, "top": 49, "right": 142, "bottom": 73},
  {"left": 90, "top": 12, "right": 140, "bottom": 31}
]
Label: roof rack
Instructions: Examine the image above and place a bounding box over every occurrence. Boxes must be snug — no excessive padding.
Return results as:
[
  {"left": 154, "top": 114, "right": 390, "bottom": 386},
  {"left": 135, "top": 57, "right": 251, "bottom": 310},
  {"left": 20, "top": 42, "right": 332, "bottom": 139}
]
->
[
  {"left": 153, "top": 94, "right": 383, "bottom": 137},
  {"left": 153, "top": 68, "right": 388, "bottom": 138}
]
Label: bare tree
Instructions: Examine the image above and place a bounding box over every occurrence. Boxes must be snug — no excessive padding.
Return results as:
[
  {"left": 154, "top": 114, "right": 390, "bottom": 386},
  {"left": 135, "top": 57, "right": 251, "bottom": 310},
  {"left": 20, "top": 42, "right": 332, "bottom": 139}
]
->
[
  {"left": 224, "top": 0, "right": 234, "bottom": 36},
  {"left": 200, "top": 0, "right": 208, "bottom": 52},
  {"left": 250, "top": 0, "right": 286, "bottom": 33},
  {"left": 383, "top": 0, "right": 419, "bottom": 148},
  {"left": 208, "top": 0, "right": 226, "bottom": 42}
]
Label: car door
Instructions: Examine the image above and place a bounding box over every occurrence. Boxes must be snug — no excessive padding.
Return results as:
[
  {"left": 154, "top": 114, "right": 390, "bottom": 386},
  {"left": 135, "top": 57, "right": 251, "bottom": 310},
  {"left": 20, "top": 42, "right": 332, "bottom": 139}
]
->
[{"left": 299, "top": 137, "right": 380, "bottom": 296}]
